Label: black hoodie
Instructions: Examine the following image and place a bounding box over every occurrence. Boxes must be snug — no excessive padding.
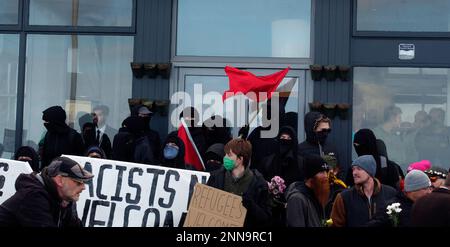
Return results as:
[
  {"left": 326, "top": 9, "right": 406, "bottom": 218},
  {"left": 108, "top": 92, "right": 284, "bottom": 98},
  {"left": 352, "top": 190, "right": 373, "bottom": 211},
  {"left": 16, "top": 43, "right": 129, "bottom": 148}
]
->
[
  {"left": 40, "top": 106, "right": 84, "bottom": 168},
  {"left": 298, "top": 111, "right": 339, "bottom": 165},
  {"left": 161, "top": 131, "right": 186, "bottom": 169},
  {"left": 347, "top": 129, "right": 400, "bottom": 189},
  {"left": 14, "top": 146, "right": 40, "bottom": 172},
  {"left": 260, "top": 126, "right": 304, "bottom": 186},
  {"left": 0, "top": 169, "right": 82, "bottom": 227}
]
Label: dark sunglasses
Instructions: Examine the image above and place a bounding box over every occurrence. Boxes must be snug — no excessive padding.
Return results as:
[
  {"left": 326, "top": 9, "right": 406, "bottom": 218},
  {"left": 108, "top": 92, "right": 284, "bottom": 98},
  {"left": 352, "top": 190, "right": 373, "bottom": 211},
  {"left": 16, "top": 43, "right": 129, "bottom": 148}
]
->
[{"left": 318, "top": 128, "right": 332, "bottom": 133}]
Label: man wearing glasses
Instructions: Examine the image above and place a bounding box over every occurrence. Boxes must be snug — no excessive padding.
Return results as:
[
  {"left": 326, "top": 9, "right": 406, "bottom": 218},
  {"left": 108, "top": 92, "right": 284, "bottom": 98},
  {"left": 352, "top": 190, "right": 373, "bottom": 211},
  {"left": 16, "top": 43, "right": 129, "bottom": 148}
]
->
[{"left": 0, "top": 157, "right": 93, "bottom": 227}]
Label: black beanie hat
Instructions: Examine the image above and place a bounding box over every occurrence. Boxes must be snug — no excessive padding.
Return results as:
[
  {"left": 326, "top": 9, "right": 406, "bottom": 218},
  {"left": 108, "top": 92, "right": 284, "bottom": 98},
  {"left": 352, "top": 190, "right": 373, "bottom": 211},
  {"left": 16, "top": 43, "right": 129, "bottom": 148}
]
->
[{"left": 303, "top": 155, "right": 330, "bottom": 179}]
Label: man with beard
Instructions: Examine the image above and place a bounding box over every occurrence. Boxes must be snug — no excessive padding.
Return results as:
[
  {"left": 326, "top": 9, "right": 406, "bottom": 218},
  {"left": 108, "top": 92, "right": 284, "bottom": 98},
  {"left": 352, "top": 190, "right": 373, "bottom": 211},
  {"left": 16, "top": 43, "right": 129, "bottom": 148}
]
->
[
  {"left": 298, "top": 112, "right": 340, "bottom": 172},
  {"left": 0, "top": 157, "right": 93, "bottom": 227},
  {"left": 39, "top": 106, "right": 84, "bottom": 168},
  {"left": 286, "top": 155, "right": 330, "bottom": 227},
  {"left": 331, "top": 155, "right": 397, "bottom": 227}
]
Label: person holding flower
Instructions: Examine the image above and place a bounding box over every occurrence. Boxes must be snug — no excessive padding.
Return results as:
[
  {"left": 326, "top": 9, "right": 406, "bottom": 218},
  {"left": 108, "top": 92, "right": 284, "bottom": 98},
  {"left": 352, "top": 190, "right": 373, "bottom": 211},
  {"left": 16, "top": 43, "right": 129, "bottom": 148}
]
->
[
  {"left": 286, "top": 155, "right": 330, "bottom": 227},
  {"left": 330, "top": 155, "right": 397, "bottom": 227},
  {"left": 368, "top": 169, "right": 432, "bottom": 227}
]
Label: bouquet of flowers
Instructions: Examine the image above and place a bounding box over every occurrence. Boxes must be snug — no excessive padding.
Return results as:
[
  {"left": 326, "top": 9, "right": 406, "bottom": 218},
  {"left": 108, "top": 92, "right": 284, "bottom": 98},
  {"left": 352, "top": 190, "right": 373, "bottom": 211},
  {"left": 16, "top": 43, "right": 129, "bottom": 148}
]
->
[
  {"left": 386, "top": 202, "right": 402, "bottom": 227},
  {"left": 267, "top": 176, "right": 287, "bottom": 207}
]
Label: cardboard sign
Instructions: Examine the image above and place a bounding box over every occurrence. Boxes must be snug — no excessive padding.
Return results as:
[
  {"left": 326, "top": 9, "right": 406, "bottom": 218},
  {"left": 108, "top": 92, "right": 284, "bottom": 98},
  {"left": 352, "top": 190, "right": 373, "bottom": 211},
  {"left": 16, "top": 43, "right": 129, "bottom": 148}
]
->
[
  {"left": 0, "top": 159, "right": 33, "bottom": 201},
  {"left": 184, "top": 183, "right": 247, "bottom": 227}
]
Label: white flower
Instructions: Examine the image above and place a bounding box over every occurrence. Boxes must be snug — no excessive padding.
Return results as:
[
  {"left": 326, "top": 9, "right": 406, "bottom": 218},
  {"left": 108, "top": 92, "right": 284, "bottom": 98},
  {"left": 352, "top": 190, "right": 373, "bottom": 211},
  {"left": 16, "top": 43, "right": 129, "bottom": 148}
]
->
[{"left": 394, "top": 208, "right": 402, "bottom": 213}]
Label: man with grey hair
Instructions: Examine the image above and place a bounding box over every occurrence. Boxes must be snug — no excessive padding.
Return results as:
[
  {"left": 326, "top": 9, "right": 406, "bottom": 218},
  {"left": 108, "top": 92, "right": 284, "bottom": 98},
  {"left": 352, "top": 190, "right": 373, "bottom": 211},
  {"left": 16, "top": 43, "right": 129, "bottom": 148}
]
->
[
  {"left": 330, "top": 155, "right": 397, "bottom": 227},
  {"left": 410, "top": 169, "right": 450, "bottom": 226},
  {"left": 0, "top": 156, "right": 94, "bottom": 227}
]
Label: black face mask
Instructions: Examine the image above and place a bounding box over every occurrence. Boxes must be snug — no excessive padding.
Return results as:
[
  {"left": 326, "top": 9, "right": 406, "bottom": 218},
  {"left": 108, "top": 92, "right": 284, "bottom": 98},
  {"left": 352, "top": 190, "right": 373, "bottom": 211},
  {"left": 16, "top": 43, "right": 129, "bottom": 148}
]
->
[
  {"left": 141, "top": 116, "right": 151, "bottom": 130},
  {"left": 279, "top": 139, "right": 292, "bottom": 155},
  {"left": 206, "top": 160, "right": 222, "bottom": 172},
  {"left": 315, "top": 130, "right": 329, "bottom": 144},
  {"left": 44, "top": 122, "right": 56, "bottom": 132},
  {"left": 353, "top": 144, "right": 372, "bottom": 156}
]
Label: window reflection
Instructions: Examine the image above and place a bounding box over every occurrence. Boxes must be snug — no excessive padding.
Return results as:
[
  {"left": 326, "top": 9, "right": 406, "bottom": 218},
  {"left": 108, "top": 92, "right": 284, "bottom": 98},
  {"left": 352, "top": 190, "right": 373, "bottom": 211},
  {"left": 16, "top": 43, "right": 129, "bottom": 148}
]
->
[
  {"left": 353, "top": 67, "right": 450, "bottom": 172},
  {"left": 0, "top": 34, "right": 19, "bottom": 158},
  {"left": 0, "top": 0, "right": 19, "bottom": 24},
  {"left": 29, "top": 0, "right": 133, "bottom": 26},
  {"left": 357, "top": 0, "right": 450, "bottom": 32},
  {"left": 177, "top": 0, "right": 311, "bottom": 58},
  {"left": 24, "top": 35, "right": 133, "bottom": 148}
]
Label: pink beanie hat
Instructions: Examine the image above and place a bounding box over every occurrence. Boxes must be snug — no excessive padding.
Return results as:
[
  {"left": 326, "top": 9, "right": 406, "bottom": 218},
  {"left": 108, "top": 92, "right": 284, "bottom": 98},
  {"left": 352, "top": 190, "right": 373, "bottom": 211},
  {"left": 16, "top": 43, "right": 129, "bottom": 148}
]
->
[{"left": 407, "top": 160, "right": 432, "bottom": 172}]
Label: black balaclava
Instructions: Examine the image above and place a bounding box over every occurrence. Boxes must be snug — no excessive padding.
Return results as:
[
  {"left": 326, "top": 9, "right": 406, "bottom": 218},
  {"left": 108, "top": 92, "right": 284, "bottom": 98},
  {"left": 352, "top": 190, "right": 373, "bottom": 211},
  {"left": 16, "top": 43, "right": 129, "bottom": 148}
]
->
[
  {"left": 353, "top": 128, "right": 381, "bottom": 179},
  {"left": 14, "top": 146, "right": 40, "bottom": 172},
  {"left": 42, "top": 106, "right": 69, "bottom": 133},
  {"left": 277, "top": 126, "right": 298, "bottom": 158}
]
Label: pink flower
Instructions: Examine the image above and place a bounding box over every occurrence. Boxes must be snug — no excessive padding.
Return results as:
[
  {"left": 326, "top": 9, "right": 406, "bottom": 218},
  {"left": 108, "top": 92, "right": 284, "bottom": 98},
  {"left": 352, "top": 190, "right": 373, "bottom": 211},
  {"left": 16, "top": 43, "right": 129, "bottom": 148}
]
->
[{"left": 268, "top": 176, "right": 286, "bottom": 197}]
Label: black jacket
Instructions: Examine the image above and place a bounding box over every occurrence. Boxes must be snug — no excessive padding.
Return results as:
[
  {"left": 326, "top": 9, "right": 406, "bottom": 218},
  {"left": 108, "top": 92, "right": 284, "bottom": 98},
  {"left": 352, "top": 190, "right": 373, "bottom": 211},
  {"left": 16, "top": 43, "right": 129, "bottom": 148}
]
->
[
  {"left": 40, "top": 128, "right": 84, "bottom": 169},
  {"left": 207, "top": 168, "right": 272, "bottom": 227},
  {"left": 0, "top": 172, "right": 82, "bottom": 227},
  {"left": 286, "top": 181, "right": 326, "bottom": 227},
  {"left": 331, "top": 179, "right": 397, "bottom": 227},
  {"left": 368, "top": 191, "right": 414, "bottom": 227}
]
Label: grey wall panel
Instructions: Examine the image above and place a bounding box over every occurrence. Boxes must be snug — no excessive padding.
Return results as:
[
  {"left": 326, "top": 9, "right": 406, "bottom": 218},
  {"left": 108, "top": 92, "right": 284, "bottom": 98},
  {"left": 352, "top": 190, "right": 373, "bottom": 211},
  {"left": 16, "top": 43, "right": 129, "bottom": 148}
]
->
[
  {"left": 132, "top": 0, "right": 173, "bottom": 139},
  {"left": 132, "top": 0, "right": 172, "bottom": 100},
  {"left": 313, "top": 0, "right": 353, "bottom": 171}
]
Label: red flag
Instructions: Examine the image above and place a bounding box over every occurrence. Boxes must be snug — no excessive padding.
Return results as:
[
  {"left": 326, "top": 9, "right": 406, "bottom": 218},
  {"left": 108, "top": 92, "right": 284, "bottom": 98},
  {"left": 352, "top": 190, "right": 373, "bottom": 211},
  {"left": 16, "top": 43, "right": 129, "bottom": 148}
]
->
[
  {"left": 222, "top": 66, "right": 290, "bottom": 102},
  {"left": 177, "top": 119, "right": 205, "bottom": 171}
]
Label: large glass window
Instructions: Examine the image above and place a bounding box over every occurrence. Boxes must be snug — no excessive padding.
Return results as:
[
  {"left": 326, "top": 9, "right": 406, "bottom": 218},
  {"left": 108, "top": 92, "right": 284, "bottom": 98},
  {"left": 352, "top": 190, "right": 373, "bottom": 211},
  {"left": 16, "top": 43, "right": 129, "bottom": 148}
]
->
[
  {"left": 353, "top": 67, "right": 450, "bottom": 172},
  {"left": 29, "top": 0, "right": 133, "bottom": 26},
  {"left": 177, "top": 0, "right": 311, "bottom": 58},
  {"left": 0, "top": 0, "right": 19, "bottom": 24},
  {"left": 357, "top": 0, "right": 450, "bottom": 32},
  {"left": 23, "top": 35, "right": 134, "bottom": 148},
  {"left": 0, "top": 34, "right": 19, "bottom": 158}
]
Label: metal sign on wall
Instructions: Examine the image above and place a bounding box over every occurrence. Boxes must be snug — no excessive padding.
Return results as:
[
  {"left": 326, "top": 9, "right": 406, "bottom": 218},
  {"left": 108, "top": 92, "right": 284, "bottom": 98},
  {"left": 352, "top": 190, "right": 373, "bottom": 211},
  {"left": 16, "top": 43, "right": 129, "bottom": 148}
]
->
[{"left": 399, "top": 44, "right": 415, "bottom": 60}]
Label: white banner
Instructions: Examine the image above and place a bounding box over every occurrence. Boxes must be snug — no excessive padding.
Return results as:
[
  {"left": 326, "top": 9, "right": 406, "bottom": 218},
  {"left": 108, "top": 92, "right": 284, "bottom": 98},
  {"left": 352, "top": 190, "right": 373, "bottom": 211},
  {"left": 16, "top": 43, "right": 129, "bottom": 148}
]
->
[
  {"left": 0, "top": 159, "right": 33, "bottom": 203},
  {"left": 64, "top": 155, "right": 210, "bottom": 227},
  {"left": 0, "top": 156, "right": 210, "bottom": 227}
]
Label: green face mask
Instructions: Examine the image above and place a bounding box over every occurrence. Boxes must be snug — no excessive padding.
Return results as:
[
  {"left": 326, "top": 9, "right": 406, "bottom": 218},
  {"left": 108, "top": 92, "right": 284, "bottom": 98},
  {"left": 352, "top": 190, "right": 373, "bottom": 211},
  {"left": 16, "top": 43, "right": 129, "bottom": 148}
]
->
[{"left": 223, "top": 157, "right": 236, "bottom": 171}]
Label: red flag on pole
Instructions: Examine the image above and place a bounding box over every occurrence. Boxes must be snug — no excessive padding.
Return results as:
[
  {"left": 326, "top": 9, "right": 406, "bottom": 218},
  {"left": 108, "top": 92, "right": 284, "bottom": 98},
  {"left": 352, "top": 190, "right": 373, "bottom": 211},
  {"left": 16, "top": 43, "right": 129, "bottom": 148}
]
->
[
  {"left": 222, "top": 66, "right": 290, "bottom": 102},
  {"left": 177, "top": 118, "right": 205, "bottom": 171}
]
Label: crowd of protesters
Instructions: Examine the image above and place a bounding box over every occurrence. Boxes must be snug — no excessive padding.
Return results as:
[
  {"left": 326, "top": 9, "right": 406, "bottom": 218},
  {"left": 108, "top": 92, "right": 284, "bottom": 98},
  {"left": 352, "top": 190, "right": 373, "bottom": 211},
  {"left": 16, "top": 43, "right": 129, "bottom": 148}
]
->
[{"left": 0, "top": 104, "right": 449, "bottom": 227}]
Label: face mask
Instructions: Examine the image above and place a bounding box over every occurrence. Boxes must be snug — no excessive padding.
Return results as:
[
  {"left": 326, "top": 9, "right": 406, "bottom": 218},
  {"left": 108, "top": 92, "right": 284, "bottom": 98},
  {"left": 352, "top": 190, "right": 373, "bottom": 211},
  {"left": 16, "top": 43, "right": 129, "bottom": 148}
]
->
[
  {"left": 279, "top": 139, "right": 292, "bottom": 155},
  {"left": 223, "top": 156, "right": 236, "bottom": 171},
  {"left": 44, "top": 122, "right": 56, "bottom": 132},
  {"left": 163, "top": 145, "right": 179, "bottom": 160},
  {"left": 315, "top": 130, "right": 329, "bottom": 144}
]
